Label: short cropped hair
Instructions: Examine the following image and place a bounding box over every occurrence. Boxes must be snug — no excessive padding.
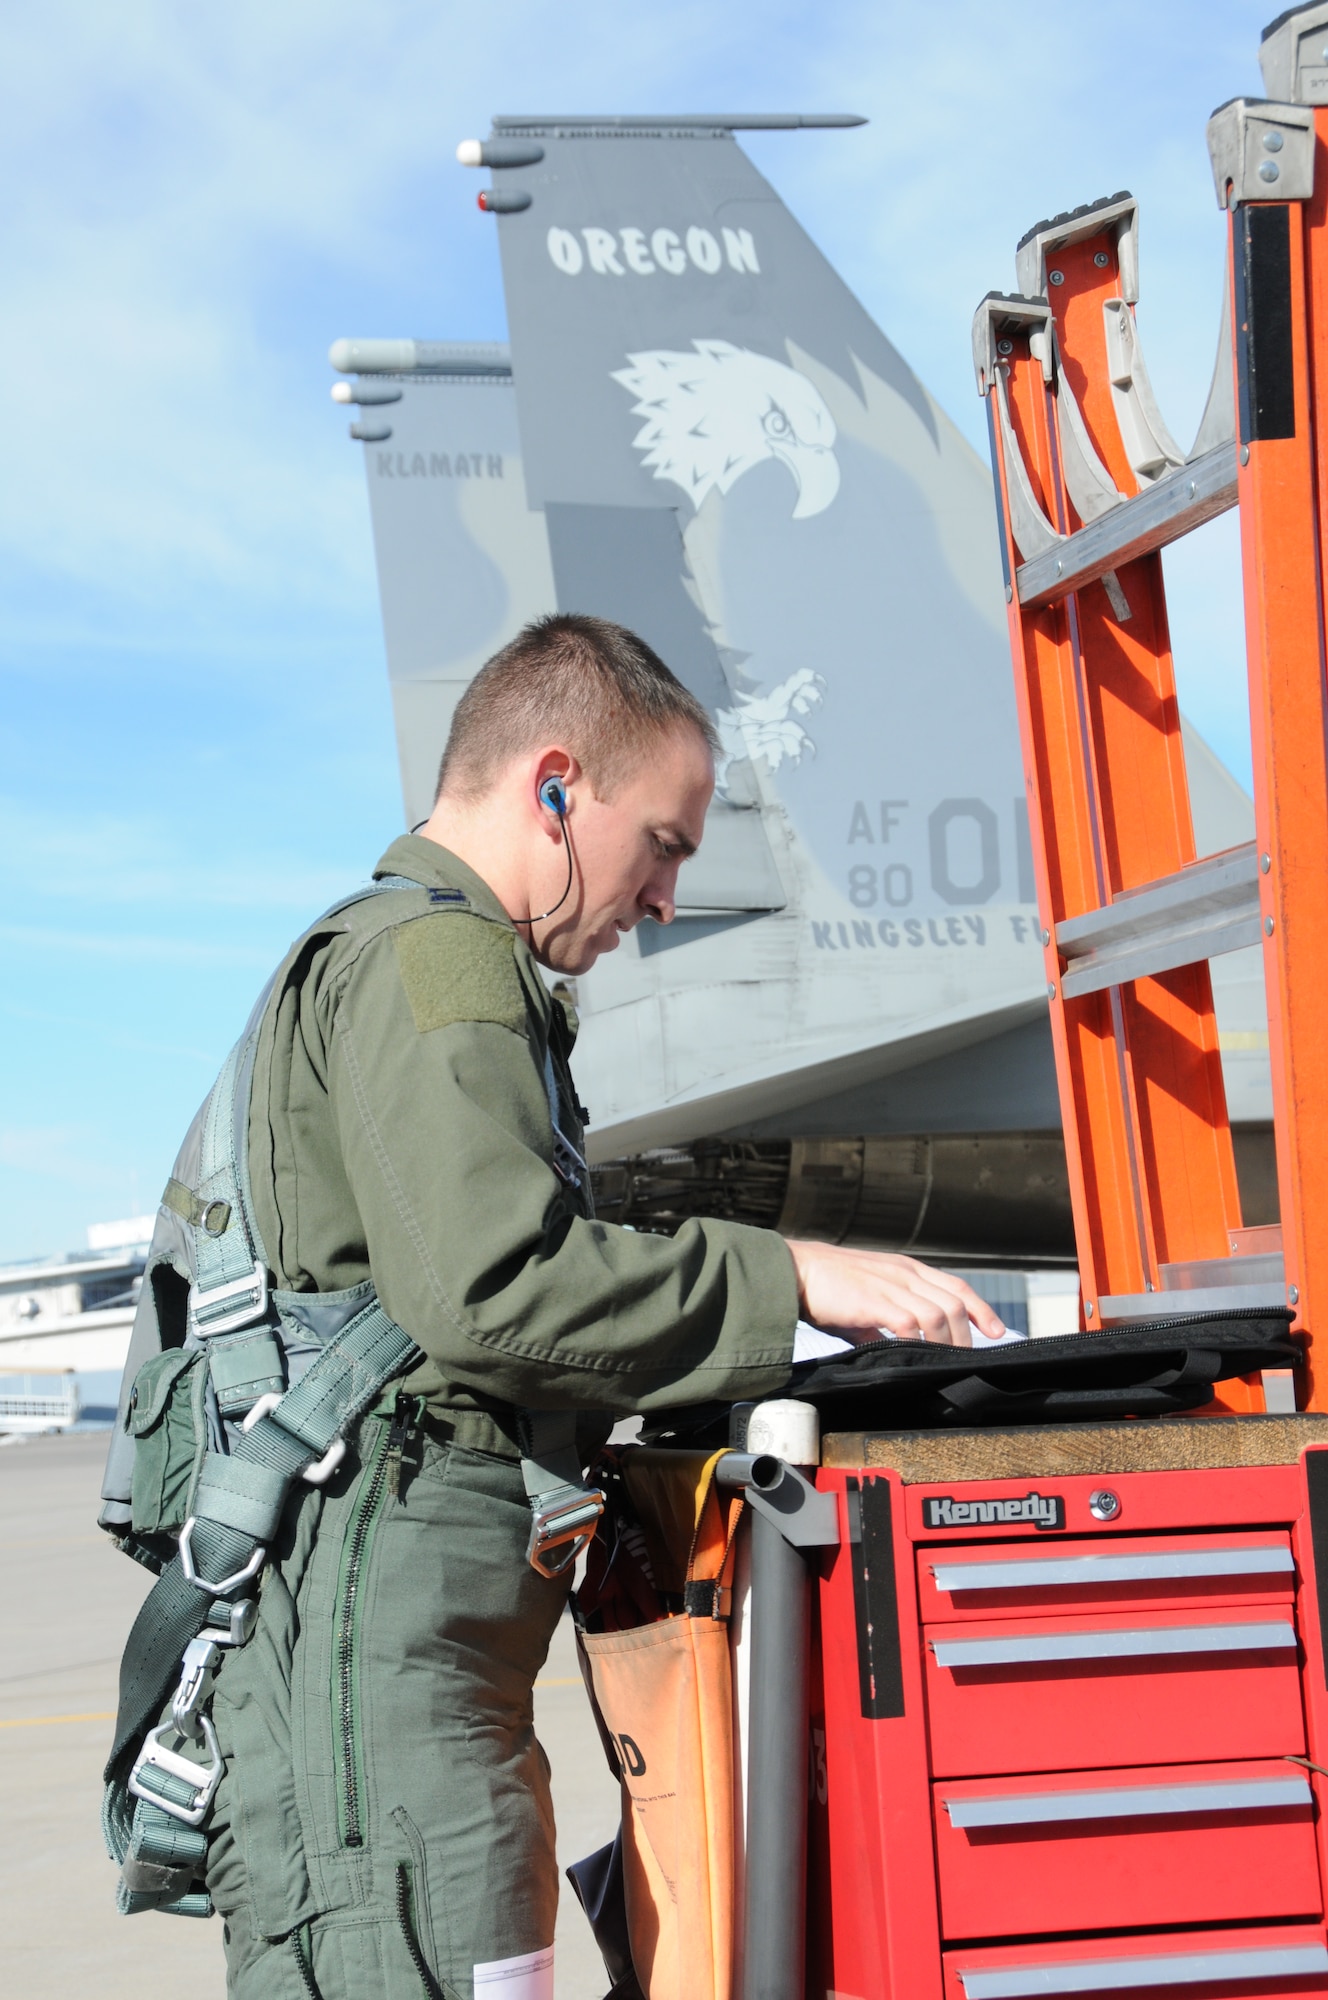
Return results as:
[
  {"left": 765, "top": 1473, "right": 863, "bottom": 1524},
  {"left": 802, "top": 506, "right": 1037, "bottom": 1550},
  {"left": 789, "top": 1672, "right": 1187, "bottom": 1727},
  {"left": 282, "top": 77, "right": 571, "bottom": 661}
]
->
[{"left": 436, "top": 614, "right": 718, "bottom": 803}]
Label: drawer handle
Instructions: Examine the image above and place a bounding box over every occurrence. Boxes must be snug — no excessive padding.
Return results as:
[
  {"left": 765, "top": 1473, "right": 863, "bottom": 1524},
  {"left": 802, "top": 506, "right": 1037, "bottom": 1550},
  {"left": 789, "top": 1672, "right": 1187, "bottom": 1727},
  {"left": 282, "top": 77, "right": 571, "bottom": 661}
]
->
[
  {"left": 931, "top": 1547, "right": 1295, "bottom": 1593},
  {"left": 942, "top": 1775, "right": 1311, "bottom": 1828},
  {"left": 931, "top": 1619, "right": 1297, "bottom": 1669},
  {"left": 957, "top": 1942, "right": 1328, "bottom": 1996}
]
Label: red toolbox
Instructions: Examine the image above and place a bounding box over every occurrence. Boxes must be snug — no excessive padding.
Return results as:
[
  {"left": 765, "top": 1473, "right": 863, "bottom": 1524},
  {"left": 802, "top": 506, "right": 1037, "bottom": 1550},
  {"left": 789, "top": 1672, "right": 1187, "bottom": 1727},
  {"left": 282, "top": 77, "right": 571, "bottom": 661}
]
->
[
  {"left": 941, "top": 1923, "right": 1328, "bottom": 1998},
  {"left": 923, "top": 1601, "right": 1304, "bottom": 1778},
  {"left": 932, "top": 1758, "right": 1319, "bottom": 1938},
  {"left": 807, "top": 1443, "right": 1328, "bottom": 2000}
]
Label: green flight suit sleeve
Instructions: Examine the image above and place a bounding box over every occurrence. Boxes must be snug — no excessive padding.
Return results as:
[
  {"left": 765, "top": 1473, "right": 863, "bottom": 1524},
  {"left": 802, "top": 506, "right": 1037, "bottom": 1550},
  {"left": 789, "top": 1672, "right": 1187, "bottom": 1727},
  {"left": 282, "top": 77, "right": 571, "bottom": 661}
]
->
[{"left": 325, "top": 913, "right": 799, "bottom": 1415}]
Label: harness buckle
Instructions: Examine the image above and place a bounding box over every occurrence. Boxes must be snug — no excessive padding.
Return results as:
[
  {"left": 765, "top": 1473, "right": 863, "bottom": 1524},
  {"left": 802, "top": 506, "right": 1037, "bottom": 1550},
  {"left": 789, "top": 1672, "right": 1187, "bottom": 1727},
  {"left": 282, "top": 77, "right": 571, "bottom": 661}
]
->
[
  {"left": 170, "top": 1636, "right": 222, "bottom": 1737},
  {"left": 526, "top": 1485, "right": 606, "bottom": 1579},
  {"left": 242, "top": 1393, "right": 347, "bottom": 1485},
  {"left": 177, "top": 1517, "right": 267, "bottom": 1598},
  {"left": 188, "top": 1263, "right": 270, "bottom": 1337},
  {"left": 128, "top": 1715, "right": 224, "bottom": 1829},
  {"left": 205, "top": 1595, "right": 259, "bottom": 1646}
]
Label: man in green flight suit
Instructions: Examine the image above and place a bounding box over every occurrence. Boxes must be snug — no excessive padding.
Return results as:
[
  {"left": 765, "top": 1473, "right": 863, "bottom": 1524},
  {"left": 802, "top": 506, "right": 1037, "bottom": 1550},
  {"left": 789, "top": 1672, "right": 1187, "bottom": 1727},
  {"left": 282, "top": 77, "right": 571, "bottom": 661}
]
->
[{"left": 203, "top": 613, "right": 1002, "bottom": 1998}]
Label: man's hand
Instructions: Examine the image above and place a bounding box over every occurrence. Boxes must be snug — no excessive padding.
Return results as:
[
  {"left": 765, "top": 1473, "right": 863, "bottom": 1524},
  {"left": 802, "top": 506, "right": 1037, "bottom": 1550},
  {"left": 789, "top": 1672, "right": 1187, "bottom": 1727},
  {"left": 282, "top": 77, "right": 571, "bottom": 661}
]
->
[{"left": 785, "top": 1240, "right": 1006, "bottom": 1348}]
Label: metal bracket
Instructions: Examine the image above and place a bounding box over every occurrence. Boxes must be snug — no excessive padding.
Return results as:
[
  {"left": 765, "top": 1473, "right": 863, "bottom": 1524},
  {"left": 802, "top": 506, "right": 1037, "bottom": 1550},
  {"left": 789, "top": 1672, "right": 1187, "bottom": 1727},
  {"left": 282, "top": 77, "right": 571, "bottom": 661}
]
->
[
  {"left": 1207, "top": 98, "right": 1315, "bottom": 209},
  {"left": 241, "top": 1393, "right": 346, "bottom": 1486},
  {"left": 177, "top": 1517, "right": 267, "bottom": 1598},
  {"left": 743, "top": 1459, "right": 840, "bottom": 1550},
  {"left": 525, "top": 1484, "right": 606, "bottom": 1578}
]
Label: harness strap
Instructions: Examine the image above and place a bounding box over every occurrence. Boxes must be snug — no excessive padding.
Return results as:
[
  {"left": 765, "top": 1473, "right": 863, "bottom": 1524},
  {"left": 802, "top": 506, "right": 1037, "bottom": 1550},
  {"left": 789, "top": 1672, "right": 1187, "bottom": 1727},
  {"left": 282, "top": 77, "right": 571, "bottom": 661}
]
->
[
  {"left": 109, "top": 867, "right": 600, "bottom": 1915},
  {"left": 104, "top": 1299, "right": 422, "bottom": 1899},
  {"left": 542, "top": 1046, "right": 589, "bottom": 1192},
  {"left": 182, "top": 874, "right": 427, "bottom": 1339},
  {"left": 117, "top": 1799, "right": 211, "bottom": 1917},
  {"left": 521, "top": 1409, "right": 605, "bottom": 1579}
]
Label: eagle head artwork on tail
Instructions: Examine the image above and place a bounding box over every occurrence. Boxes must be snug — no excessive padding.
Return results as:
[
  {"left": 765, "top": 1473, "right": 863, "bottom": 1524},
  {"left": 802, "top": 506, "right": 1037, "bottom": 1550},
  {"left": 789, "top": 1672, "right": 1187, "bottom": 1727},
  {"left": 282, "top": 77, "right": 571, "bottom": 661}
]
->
[
  {"left": 612, "top": 339, "right": 839, "bottom": 792},
  {"left": 611, "top": 338, "right": 841, "bottom": 519}
]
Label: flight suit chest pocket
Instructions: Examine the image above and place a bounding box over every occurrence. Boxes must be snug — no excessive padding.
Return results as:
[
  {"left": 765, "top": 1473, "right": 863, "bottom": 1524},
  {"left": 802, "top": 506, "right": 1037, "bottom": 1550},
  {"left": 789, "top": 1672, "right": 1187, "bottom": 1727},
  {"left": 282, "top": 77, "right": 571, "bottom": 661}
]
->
[{"left": 125, "top": 1347, "right": 209, "bottom": 1536}]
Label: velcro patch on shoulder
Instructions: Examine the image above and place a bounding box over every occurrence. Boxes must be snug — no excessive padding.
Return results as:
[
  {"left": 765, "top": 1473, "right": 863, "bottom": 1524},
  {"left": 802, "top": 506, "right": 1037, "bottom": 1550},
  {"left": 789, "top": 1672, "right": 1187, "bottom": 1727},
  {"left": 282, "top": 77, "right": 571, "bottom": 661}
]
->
[{"left": 393, "top": 914, "right": 527, "bottom": 1035}]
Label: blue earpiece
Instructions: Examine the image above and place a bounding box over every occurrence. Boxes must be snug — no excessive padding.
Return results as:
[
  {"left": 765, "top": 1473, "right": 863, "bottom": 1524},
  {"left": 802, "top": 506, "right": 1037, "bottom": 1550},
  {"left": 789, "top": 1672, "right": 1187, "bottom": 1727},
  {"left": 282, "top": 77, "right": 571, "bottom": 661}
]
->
[{"left": 539, "top": 778, "right": 567, "bottom": 816}]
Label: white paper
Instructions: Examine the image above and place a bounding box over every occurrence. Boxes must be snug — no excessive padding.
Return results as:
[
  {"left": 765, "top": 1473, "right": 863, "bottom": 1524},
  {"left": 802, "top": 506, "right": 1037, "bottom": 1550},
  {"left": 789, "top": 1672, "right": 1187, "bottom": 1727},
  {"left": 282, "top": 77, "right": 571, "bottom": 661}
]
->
[
  {"left": 473, "top": 1945, "right": 554, "bottom": 1999},
  {"left": 876, "top": 1319, "right": 1026, "bottom": 1346},
  {"left": 969, "top": 1322, "right": 1027, "bottom": 1347},
  {"left": 795, "top": 1316, "right": 1026, "bottom": 1355},
  {"left": 793, "top": 1319, "right": 854, "bottom": 1360}
]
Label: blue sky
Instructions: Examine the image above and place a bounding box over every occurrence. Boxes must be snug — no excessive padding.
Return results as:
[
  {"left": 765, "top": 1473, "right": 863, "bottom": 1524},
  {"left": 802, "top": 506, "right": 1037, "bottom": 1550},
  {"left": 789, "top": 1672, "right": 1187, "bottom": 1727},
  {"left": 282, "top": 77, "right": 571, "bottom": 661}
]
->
[{"left": 1, "top": 0, "right": 1272, "bottom": 1261}]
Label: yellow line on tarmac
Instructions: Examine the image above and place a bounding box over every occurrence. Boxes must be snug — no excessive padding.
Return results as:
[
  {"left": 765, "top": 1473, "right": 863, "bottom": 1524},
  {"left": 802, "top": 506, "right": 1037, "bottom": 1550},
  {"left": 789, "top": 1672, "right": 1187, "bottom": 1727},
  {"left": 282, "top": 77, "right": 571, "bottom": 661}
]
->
[{"left": 0, "top": 1710, "right": 115, "bottom": 1730}]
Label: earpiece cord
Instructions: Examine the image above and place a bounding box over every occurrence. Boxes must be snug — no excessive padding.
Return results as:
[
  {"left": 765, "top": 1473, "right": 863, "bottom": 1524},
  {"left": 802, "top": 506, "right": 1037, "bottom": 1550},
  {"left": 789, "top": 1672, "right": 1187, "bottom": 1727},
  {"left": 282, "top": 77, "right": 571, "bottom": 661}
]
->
[{"left": 516, "top": 814, "right": 576, "bottom": 926}]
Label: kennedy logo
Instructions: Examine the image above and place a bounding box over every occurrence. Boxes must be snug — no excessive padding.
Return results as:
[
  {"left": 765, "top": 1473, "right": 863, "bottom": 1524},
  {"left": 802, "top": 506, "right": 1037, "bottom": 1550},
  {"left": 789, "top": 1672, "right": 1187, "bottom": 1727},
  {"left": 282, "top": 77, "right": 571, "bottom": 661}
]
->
[{"left": 923, "top": 1491, "right": 1065, "bottom": 1532}]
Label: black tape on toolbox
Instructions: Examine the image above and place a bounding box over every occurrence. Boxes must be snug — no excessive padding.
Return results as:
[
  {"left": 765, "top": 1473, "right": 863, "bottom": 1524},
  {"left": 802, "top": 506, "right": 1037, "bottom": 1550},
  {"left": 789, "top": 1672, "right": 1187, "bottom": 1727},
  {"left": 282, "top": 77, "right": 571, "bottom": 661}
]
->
[
  {"left": 1305, "top": 1449, "right": 1328, "bottom": 1688},
  {"left": 847, "top": 1476, "right": 905, "bottom": 1721}
]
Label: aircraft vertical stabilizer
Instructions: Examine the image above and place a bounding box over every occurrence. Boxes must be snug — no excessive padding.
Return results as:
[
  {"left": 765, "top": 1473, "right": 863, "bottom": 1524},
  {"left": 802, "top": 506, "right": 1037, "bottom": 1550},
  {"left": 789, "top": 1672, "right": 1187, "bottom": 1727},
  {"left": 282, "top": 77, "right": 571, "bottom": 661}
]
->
[{"left": 330, "top": 116, "right": 1271, "bottom": 1259}]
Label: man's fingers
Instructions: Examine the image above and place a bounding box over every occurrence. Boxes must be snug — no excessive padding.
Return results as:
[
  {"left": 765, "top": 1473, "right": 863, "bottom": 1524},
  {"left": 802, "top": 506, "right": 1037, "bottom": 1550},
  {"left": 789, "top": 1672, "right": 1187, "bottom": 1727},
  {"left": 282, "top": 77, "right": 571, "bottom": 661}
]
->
[
  {"left": 896, "top": 1270, "right": 978, "bottom": 1347},
  {"left": 895, "top": 1259, "right": 1004, "bottom": 1342},
  {"left": 784, "top": 1239, "right": 1005, "bottom": 1347}
]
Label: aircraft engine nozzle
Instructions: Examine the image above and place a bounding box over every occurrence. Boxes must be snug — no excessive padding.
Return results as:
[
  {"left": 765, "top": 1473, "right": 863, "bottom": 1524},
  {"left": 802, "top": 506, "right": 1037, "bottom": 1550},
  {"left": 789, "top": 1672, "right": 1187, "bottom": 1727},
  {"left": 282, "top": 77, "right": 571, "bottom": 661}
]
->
[{"left": 457, "top": 137, "right": 546, "bottom": 168}]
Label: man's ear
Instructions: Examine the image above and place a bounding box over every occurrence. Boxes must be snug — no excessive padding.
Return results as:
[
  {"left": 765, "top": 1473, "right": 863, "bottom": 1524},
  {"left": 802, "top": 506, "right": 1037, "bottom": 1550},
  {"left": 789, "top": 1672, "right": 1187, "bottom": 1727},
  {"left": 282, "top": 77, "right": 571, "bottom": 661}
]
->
[{"left": 532, "top": 748, "right": 581, "bottom": 823}]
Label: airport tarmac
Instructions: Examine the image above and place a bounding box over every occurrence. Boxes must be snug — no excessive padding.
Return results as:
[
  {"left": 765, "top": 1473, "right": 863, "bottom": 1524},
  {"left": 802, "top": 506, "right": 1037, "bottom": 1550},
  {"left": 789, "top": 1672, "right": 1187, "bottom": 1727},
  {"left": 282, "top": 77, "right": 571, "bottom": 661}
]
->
[{"left": 0, "top": 1430, "right": 620, "bottom": 1998}]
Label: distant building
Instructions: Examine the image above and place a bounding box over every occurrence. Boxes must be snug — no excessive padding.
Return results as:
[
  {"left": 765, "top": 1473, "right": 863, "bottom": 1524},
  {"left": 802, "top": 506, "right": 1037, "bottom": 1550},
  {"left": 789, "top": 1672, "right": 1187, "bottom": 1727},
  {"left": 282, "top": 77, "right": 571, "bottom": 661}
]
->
[{"left": 0, "top": 1217, "right": 151, "bottom": 1432}]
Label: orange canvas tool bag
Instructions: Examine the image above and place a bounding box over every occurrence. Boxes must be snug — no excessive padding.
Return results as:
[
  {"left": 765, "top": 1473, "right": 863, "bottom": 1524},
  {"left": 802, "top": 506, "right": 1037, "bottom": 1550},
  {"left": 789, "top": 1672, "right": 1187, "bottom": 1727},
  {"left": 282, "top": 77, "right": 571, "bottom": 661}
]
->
[{"left": 575, "top": 1447, "right": 743, "bottom": 2000}]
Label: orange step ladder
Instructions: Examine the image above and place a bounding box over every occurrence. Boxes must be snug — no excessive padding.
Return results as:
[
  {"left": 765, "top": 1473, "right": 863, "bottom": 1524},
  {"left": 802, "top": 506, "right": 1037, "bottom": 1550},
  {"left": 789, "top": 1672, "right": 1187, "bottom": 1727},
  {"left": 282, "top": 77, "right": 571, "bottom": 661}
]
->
[{"left": 974, "top": 12, "right": 1328, "bottom": 1412}]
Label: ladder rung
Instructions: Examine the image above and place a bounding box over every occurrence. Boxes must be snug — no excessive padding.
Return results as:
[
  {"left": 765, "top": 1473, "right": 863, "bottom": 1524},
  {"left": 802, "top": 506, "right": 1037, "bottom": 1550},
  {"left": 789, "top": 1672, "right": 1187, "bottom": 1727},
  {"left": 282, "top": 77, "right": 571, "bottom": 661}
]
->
[
  {"left": 1099, "top": 1281, "right": 1289, "bottom": 1322},
  {"left": 1161, "top": 1253, "right": 1285, "bottom": 1292},
  {"left": 1057, "top": 842, "right": 1260, "bottom": 999},
  {"left": 1016, "top": 442, "right": 1237, "bottom": 610}
]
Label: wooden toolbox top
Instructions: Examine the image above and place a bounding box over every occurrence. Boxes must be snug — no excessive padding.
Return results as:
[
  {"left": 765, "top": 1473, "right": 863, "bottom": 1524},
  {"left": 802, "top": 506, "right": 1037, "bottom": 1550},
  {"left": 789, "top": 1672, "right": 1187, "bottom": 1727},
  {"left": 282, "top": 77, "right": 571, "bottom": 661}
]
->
[{"left": 821, "top": 1415, "right": 1328, "bottom": 1481}]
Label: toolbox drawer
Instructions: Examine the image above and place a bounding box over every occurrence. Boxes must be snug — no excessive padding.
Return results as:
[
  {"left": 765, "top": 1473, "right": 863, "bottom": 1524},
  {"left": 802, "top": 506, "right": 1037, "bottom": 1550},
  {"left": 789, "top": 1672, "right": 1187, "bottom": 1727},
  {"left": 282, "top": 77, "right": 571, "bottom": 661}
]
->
[
  {"left": 943, "top": 1923, "right": 1328, "bottom": 1997},
  {"left": 919, "top": 1532, "right": 1295, "bottom": 1625},
  {"left": 925, "top": 1605, "right": 1305, "bottom": 1778},
  {"left": 934, "top": 1758, "right": 1320, "bottom": 1940}
]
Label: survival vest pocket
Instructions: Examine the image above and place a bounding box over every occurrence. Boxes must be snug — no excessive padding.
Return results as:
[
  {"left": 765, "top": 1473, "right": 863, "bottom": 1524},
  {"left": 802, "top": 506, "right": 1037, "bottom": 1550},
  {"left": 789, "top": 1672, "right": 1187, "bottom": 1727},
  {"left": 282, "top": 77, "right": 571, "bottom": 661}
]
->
[{"left": 125, "top": 1347, "right": 210, "bottom": 1536}]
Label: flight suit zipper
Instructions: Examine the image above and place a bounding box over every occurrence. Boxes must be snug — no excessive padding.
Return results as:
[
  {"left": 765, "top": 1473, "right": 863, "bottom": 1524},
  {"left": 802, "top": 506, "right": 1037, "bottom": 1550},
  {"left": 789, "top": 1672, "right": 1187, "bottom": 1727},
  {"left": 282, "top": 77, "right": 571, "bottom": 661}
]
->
[
  {"left": 395, "top": 1862, "right": 445, "bottom": 1998},
  {"left": 333, "top": 1418, "right": 392, "bottom": 1848}
]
